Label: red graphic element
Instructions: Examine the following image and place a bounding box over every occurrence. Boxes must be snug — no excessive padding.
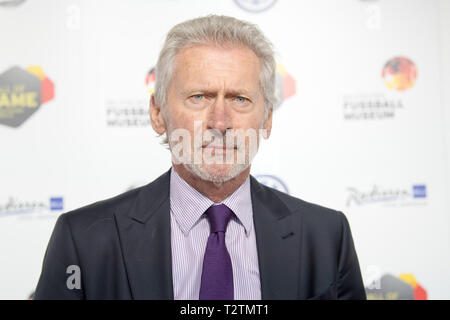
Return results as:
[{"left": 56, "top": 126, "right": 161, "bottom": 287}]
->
[
  {"left": 283, "top": 73, "right": 296, "bottom": 99},
  {"left": 145, "top": 70, "right": 156, "bottom": 86},
  {"left": 414, "top": 284, "right": 427, "bottom": 300},
  {"left": 41, "top": 76, "right": 54, "bottom": 104}
]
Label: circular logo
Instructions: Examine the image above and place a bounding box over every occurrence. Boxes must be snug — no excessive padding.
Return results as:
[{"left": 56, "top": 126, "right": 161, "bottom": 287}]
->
[
  {"left": 254, "top": 174, "right": 289, "bottom": 194},
  {"left": 382, "top": 56, "right": 417, "bottom": 91},
  {"left": 233, "top": 0, "right": 277, "bottom": 13}
]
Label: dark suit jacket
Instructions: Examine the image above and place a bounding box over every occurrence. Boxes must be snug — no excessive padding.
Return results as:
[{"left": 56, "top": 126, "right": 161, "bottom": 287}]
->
[{"left": 34, "top": 168, "right": 366, "bottom": 300}]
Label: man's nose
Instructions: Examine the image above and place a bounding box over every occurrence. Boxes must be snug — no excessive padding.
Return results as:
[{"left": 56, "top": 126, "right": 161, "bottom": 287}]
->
[{"left": 207, "top": 96, "right": 231, "bottom": 134}]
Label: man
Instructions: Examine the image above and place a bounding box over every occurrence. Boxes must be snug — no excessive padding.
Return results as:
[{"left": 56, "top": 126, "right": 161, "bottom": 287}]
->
[{"left": 34, "top": 15, "right": 366, "bottom": 300}]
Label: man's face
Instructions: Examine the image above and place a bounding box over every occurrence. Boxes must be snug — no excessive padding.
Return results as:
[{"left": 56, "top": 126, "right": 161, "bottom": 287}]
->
[{"left": 153, "top": 44, "right": 272, "bottom": 183}]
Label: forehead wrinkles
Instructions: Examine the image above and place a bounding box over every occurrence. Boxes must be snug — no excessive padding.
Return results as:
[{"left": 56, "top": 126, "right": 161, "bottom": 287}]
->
[{"left": 173, "top": 45, "right": 261, "bottom": 91}]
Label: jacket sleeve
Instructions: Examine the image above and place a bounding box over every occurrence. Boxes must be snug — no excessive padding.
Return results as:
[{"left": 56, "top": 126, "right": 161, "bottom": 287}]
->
[
  {"left": 336, "top": 212, "right": 367, "bottom": 300},
  {"left": 34, "top": 213, "right": 85, "bottom": 299}
]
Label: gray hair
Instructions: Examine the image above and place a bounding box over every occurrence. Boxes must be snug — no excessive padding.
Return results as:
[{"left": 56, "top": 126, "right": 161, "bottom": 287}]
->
[{"left": 154, "top": 15, "right": 277, "bottom": 119}]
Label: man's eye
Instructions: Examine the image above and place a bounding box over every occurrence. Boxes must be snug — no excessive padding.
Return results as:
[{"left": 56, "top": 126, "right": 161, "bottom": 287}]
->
[
  {"left": 235, "top": 96, "right": 246, "bottom": 103},
  {"left": 188, "top": 94, "right": 205, "bottom": 105}
]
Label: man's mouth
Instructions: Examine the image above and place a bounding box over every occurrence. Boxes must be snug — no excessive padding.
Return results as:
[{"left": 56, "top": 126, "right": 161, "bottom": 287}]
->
[{"left": 201, "top": 144, "right": 237, "bottom": 150}]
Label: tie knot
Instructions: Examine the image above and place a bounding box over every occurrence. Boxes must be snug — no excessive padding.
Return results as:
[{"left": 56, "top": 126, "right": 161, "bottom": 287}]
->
[{"left": 205, "top": 204, "right": 233, "bottom": 233}]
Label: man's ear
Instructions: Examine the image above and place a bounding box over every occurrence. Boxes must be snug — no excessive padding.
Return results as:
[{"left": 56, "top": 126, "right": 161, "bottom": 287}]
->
[
  {"left": 150, "top": 94, "right": 167, "bottom": 135},
  {"left": 262, "top": 107, "right": 273, "bottom": 139}
]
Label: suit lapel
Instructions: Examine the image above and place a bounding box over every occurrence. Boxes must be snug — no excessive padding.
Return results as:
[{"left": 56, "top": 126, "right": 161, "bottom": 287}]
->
[
  {"left": 115, "top": 169, "right": 173, "bottom": 299},
  {"left": 250, "top": 175, "right": 302, "bottom": 299}
]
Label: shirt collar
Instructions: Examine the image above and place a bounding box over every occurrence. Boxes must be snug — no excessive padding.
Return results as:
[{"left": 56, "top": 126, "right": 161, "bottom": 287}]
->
[{"left": 170, "top": 168, "right": 253, "bottom": 237}]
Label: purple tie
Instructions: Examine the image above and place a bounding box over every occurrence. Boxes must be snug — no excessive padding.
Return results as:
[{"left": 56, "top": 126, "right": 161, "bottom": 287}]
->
[{"left": 199, "top": 204, "right": 234, "bottom": 300}]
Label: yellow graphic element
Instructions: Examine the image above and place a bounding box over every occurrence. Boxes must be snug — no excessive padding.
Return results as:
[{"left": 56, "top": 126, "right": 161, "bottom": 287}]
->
[
  {"left": 0, "top": 92, "right": 38, "bottom": 108},
  {"left": 367, "top": 292, "right": 399, "bottom": 300},
  {"left": 399, "top": 273, "right": 418, "bottom": 289},
  {"left": 276, "top": 64, "right": 287, "bottom": 75},
  {"left": 26, "top": 66, "right": 46, "bottom": 80},
  {"left": 384, "top": 74, "right": 414, "bottom": 91}
]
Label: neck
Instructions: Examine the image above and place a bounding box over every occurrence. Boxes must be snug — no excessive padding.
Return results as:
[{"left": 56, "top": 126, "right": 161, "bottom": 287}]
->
[{"left": 172, "top": 164, "right": 250, "bottom": 203}]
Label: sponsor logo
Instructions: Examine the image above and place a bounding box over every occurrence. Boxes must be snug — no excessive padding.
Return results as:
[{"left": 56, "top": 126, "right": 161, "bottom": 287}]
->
[
  {"left": 343, "top": 56, "right": 417, "bottom": 121},
  {"left": 366, "top": 273, "right": 427, "bottom": 300},
  {"left": 233, "top": 0, "right": 277, "bottom": 13},
  {"left": 0, "top": 66, "right": 54, "bottom": 128},
  {"left": 382, "top": 56, "right": 417, "bottom": 91},
  {"left": 0, "top": 196, "right": 64, "bottom": 218},
  {"left": 254, "top": 174, "right": 289, "bottom": 194},
  {"left": 343, "top": 93, "right": 403, "bottom": 120},
  {"left": 105, "top": 99, "right": 149, "bottom": 127},
  {"left": 346, "top": 184, "right": 427, "bottom": 207},
  {"left": 412, "top": 184, "right": 426, "bottom": 198},
  {"left": 50, "top": 197, "right": 64, "bottom": 210}
]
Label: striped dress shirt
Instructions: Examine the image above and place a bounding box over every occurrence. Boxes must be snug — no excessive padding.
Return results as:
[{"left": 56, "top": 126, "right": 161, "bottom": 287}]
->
[{"left": 170, "top": 168, "right": 262, "bottom": 300}]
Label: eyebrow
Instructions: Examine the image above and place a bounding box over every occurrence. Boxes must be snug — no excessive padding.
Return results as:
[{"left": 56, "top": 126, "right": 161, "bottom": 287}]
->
[{"left": 182, "top": 89, "right": 254, "bottom": 97}]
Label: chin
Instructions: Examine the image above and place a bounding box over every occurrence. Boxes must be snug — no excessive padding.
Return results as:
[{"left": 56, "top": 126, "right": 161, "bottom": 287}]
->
[{"left": 183, "top": 162, "right": 249, "bottom": 184}]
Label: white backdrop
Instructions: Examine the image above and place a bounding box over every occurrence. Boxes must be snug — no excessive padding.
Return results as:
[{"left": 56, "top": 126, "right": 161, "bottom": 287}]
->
[{"left": 0, "top": 0, "right": 449, "bottom": 299}]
